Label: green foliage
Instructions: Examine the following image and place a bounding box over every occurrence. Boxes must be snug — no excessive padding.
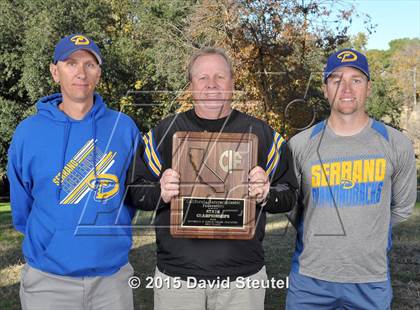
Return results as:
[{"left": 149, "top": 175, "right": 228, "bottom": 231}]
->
[
  {"left": 341, "top": 32, "right": 368, "bottom": 52},
  {"left": 388, "top": 38, "right": 420, "bottom": 54},
  {"left": 0, "top": 0, "right": 414, "bottom": 176},
  {"left": 366, "top": 77, "right": 402, "bottom": 128},
  {"left": 0, "top": 0, "right": 195, "bottom": 176},
  {"left": 0, "top": 97, "right": 34, "bottom": 177},
  {"left": 0, "top": 0, "right": 28, "bottom": 103},
  {"left": 118, "top": 0, "right": 196, "bottom": 131},
  {"left": 364, "top": 38, "right": 419, "bottom": 128}
]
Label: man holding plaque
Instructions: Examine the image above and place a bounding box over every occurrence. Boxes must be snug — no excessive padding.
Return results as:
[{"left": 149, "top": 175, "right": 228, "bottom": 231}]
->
[
  {"left": 286, "top": 49, "right": 417, "bottom": 309},
  {"left": 127, "top": 48, "right": 298, "bottom": 310}
]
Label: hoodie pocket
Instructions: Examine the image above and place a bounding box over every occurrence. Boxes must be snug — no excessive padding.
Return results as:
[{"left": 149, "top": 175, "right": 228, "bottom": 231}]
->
[
  {"left": 22, "top": 213, "right": 55, "bottom": 264},
  {"left": 41, "top": 228, "right": 132, "bottom": 276}
]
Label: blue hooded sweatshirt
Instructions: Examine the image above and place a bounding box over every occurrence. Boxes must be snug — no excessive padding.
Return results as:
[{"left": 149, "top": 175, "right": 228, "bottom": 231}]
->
[{"left": 7, "top": 93, "right": 140, "bottom": 277}]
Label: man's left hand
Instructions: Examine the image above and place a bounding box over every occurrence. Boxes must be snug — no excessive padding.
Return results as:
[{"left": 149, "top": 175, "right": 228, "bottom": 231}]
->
[{"left": 249, "top": 166, "right": 270, "bottom": 204}]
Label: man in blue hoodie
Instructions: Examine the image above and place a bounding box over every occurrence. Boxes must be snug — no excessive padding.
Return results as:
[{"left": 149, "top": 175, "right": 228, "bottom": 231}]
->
[{"left": 7, "top": 34, "right": 139, "bottom": 310}]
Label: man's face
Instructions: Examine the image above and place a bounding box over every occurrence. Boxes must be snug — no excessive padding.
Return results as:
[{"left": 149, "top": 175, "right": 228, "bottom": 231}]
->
[
  {"left": 190, "top": 54, "right": 233, "bottom": 116},
  {"left": 50, "top": 50, "right": 101, "bottom": 104},
  {"left": 323, "top": 66, "right": 371, "bottom": 116}
]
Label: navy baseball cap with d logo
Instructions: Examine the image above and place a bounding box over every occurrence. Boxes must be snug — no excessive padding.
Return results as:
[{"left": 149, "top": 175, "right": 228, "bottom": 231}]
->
[
  {"left": 53, "top": 34, "right": 102, "bottom": 65},
  {"left": 323, "top": 48, "right": 370, "bottom": 83}
]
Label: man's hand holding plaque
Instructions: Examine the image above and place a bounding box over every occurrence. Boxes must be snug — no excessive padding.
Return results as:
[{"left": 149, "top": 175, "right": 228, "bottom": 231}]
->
[
  {"left": 248, "top": 166, "right": 270, "bottom": 205},
  {"left": 160, "top": 169, "right": 180, "bottom": 203}
]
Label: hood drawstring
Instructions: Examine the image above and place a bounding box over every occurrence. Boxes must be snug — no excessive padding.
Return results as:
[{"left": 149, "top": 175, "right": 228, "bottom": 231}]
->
[
  {"left": 91, "top": 114, "right": 98, "bottom": 190},
  {"left": 55, "top": 100, "right": 100, "bottom": 203},
  {"left": 57, "top": 120, "right": 71, "bottom": 202}
]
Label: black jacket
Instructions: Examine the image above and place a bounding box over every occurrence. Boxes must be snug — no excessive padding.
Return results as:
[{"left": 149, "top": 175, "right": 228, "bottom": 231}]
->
[{"left": 127, "top": 109, "right": 298, "bottom": 280}]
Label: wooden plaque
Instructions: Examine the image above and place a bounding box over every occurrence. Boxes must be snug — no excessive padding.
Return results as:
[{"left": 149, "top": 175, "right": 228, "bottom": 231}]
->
[{"left": 171, "top": 131, "right": 258, "bottom": 239}]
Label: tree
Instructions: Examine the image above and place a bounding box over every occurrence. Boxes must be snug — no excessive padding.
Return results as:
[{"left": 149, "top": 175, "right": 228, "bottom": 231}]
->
[
  {"left": 366, "top": 77, "right": 403, "bottom": 128},
  {"left": 0, "top": 0, "right": 193, "bottom": 176},
  {"left": 175, "top": 0, "right": 375, "bottom": 136},
  {"left": 390, "top": 39, "right": 419, "bottom": 119},
  {"left": 0, "top": 0, "right": 391, "bottom": 178},
  {"left": 364, "top": 38, "right": 419, "bottom": 129},
  {"left": 0, "top": 0, "right": 112, "bottom": 178},
  {"left": 120, "top": 0, "right": 197, "bottom": 132}
]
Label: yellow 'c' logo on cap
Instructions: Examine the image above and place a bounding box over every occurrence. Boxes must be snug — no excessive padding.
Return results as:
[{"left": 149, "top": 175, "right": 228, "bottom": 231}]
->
[
  {"left": 337, "top": 51, "right": 358, "bottom": 63},
  {"left": 70, "top": 35, "right": 90, "bottom": 46}
]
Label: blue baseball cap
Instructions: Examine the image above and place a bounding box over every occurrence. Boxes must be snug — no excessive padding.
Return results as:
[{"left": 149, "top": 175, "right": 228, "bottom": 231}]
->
[
  {"left": 53, "top": 34, "right": 102, "bottom": 65},
  {"left": 323, "top": 48, "right": 370, "bottom": 83}
]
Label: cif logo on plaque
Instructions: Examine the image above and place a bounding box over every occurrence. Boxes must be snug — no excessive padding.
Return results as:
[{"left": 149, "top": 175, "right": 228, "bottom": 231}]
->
[{"left": 219, "top": 150, "right": 242, "bottom": 173}]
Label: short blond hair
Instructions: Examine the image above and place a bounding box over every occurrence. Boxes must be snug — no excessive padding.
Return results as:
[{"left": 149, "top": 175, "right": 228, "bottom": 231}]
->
[{"left": 187, "top": 48, "right": 233, "bottom": 81}]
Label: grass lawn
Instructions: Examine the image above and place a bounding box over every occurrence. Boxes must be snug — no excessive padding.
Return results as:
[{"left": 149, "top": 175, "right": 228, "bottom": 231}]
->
[{"left": 0, "top": 203, "right": 419, "bottom": 309}]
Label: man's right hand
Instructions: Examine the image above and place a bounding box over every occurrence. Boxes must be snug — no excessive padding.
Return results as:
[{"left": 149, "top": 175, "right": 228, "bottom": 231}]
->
[{"left": 160, "top": 169, "right": 180, "bottom": 203}]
